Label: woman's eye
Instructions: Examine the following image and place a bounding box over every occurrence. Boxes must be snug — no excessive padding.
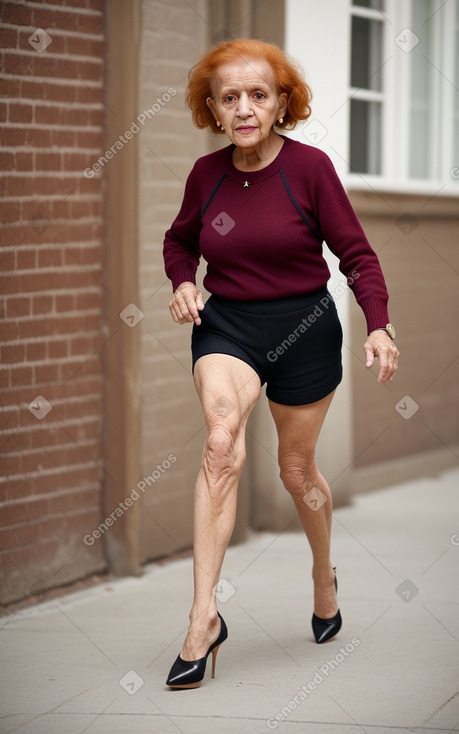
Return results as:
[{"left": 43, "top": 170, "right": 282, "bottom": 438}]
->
[
  {"left": 224, "top": 95, "right": 236, "bottom": 103},
  {"left": 254, "top": 92, "right": 265, "bottom": 100}
]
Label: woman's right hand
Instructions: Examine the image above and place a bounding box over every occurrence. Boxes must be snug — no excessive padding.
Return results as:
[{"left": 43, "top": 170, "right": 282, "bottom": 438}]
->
[{"left": 169, "top": 282, "right": 204, "bottom": 325}]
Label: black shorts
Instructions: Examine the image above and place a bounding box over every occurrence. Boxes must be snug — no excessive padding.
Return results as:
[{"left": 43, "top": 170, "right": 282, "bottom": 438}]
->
[{"left": 191, "top": 287, "right": 343, "bottom": 406}]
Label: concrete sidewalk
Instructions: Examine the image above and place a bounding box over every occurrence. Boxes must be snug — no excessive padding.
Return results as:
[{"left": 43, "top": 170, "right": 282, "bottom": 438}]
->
[{"left": 1, "top": 467, "right": 459, "bottom": 734}]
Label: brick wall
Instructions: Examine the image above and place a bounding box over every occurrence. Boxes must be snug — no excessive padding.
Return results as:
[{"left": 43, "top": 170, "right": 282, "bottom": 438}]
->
[{"left": 0, "top": 0, "right": 106, "bottom": 605}]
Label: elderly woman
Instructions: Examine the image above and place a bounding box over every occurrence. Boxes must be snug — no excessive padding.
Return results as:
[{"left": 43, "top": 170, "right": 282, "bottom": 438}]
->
[{"left": 163, "top": 39, "right": 398, "bottom": 689}]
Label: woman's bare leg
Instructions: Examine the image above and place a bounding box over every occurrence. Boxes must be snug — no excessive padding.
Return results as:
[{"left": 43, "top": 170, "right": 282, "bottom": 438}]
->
[
  {"left": 268, "top": 392, "right": 338, "bottom": 619},
  {"left": 180, "top": 354, "right": 261, "bottom": 661}
]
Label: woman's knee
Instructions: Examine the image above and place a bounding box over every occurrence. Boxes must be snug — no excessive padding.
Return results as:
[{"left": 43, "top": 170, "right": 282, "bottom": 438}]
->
[
  {"left": 279, "top": 452, "right": 317, "bottom": 497},
  {"left": 203, "top": 420, "right": 245, "bottom": 481}
]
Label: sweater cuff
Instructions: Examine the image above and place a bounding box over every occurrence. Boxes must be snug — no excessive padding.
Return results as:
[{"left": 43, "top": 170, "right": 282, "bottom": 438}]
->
[
  {"left": 169, "top": 263, "right": 197, "bottom": 292},
  {"left": 359, "top": 296, "right": 390, "bottom": 335}
]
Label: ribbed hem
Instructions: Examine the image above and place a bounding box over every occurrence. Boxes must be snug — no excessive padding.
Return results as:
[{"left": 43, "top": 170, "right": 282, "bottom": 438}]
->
[
  {"left": 359, "top": 296, "right": 390, "bottom": 335},
  {"left": 169, "top": 263, "right": 197, "bottom": 292}
]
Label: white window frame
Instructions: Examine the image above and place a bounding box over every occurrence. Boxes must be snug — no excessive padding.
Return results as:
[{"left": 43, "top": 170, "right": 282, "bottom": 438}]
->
[{"left": 344, "top": 0, "right": 459, "bottom": 196}]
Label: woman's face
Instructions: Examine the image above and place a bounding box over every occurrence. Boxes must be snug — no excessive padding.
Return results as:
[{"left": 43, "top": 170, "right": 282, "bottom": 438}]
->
[{"left": 207, "top": 58, "right": 287, "bottom": 149}]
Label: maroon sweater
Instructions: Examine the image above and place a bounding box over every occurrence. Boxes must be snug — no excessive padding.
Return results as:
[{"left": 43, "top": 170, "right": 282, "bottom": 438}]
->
[{"left": 163, "top": 136, "right": 390, "bottom": 333}]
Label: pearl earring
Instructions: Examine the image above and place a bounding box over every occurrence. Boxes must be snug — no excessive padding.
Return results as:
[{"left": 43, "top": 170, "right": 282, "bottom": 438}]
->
[{"left": 278, "top": 117, "right": 284, "bottom": 125}]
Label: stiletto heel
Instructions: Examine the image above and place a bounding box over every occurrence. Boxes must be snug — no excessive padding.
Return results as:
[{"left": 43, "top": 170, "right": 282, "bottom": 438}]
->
[
  {"left": 210, "top": 643, "right": 220, "bottom": 677},
  {"left": 166, "top": 612, "right": 228, "bottom": 689},
  {"left": 311, "top": 567, "right": 342, "bottom": 644}
]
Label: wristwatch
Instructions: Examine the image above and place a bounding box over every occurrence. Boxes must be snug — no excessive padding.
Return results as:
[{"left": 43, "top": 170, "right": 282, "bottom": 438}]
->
[{"left": 377, "top": 323, "right": 396, "bottom": 340}]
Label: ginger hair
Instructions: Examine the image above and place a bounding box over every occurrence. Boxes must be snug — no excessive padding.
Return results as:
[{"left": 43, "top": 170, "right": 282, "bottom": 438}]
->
[{"left": 185, "top": 38, "right": 312, "bottom": 133}]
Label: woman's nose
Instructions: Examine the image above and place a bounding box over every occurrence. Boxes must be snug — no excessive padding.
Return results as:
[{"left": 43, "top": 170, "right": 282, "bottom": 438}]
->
[{"left": 236, "top": 92, "right": 252, "bottom": 118}]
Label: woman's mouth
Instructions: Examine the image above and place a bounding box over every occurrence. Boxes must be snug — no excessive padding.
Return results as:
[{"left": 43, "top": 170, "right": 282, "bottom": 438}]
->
[{"left": 235, "top": 126, "right": 257, "bottom": 135}]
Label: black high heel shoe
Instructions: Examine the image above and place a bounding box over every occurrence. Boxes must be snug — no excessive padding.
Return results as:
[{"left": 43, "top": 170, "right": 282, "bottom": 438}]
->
[
  {"left": 166, "top": 611, "right": 228, "bottom": 689},
  {"left": 311, "top": 567, "right": 342, "bottom": 644}
]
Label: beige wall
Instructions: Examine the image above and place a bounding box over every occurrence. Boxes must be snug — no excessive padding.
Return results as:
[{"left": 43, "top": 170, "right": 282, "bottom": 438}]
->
[
  {"left": 349, "top": 191, "right": 459, "bottom": 478},
  {"left": 137, "top": 0, "right": 210, "bottom": 562}
]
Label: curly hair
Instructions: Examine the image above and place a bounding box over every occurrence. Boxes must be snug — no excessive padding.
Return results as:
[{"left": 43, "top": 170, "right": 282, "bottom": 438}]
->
[{"left": 185, "top": 39, "right": 313, "bottom": 134}]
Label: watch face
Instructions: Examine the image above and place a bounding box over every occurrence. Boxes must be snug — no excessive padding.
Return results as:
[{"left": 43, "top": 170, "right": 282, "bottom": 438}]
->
[{"left": 386, "top": 323, "right": 396, "bottom": 340}]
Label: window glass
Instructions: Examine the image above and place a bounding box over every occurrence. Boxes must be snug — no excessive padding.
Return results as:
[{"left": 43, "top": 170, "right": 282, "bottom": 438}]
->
[
  {"left": 352, "top": 0, "right": 384, "bottom": 9},
  {"left": 350, "top": 100, "right": 382, "bottom": 174},
  {"left": 351, "top": 16, "right": 383, "bottom": 91}
]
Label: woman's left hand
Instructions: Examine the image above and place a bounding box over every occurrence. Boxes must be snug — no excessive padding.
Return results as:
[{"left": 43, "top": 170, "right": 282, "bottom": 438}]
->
[{"left": 364, "top": 330, "right": 399, "bottom": 385}]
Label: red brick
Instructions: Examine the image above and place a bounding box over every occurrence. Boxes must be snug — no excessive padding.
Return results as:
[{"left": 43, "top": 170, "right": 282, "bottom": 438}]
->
[
  {"left": 20, "top": 444, "right": 85, "bottom": 474},
  {"left": 64, "top": 245, "right": 102, "bottom": 266},
  {"left": 35, "top": 175, "right": 79, "bottom": 197},
  {"left": 0, "top": 128, "right": 28, "bottom": 147},
  {"left": 9, "top": 102, "right": 33, "bottom": 124},
  {"left": 65, "top": 35, "right": 104, "bottom": 57},
  {"left": 9, "top": 365, "right": 33, "bottom": 387},
  {"left": 48, "top": 339, "right": 68, "bottom": 359},
  {"left": 1, "top": 225, "right": 23, "bottom": 249},
  {"left": 21, "top": 79, "right": 78, "bottom": 103},
  {"left": 1, "top": 342, "right": 25, "bottom": 364},
  {"left": 37, "top": 247, "right": 62, "bottom": 268},
  {"left": 51, "top": 129, "right": 75, "bottom": 147},
  {"left": 77, "top": 13, "right": 104, "bottom": 35},
  {"left": 26, "top": 128, "right": 53, "bottom": 148},
  {"left": 0, "top": 27, "right": 18, "bottom": 49},
  {"left": 34, "top": 151, "right": 61, "bottom": 172},
  {"left": 30, "top": 7, "right": 80, "bottom": 33},
  {"left": 33, "top": 362, "right": 60, "bottom": 384},
  {"left": 0, "top": 151, "right": 14, "bottom": 171},
  {"left": 75, "top": 291, "right": 100, "bottom": 310},
  {"left": 0, "top": 102, "right": 8, "bottom": 123},
  {"left": 34, "top": 105, "right": 62, "bottom": 125},
  {"left": 75, "top": 85, "right": 102, "bottom": 106},
  {"left": 0, "top": 501, "right": 42, "bottom": 528},
  {"left": 0, "top": 368, "right": 10, "bottom": 390},
  {"left": 0, "top": 524, "right": 39, "bottom": 552},
  {"left": 16, "top": 248, "right": 36, "bottom": 269},
  {"left": 69, "top": 200, "right": 91, "bottom": 218},
  {"left": 2, "top": 311, "right": 102, "bottom": 341},
  {"left": 0, "top": 77, "right": 21, "bottom": 99},
  {"left": 1, "top": 3, "right": 33, "bottom": 26},
  {"left": 15, "top": 152, "right": 34, "bottom": 172},
  {"left": 1, "top": 174, "right": 33, "bottom": 199},
  {"left": 32, "top": 55, "right": 64, "bottom": 81},
  {"left": 26, "top": 341, "right": 47, "bottom": 362},
  {"left": 65, "top": 58, "right": 103, "bottom": 83},
  {"left": 0, "top": 200, "right": 21, "bottom": 224},
  {"left": 6, "top": 296, "right": 30, "bottom": 319},
  {"left": 75, "top": 130, "right": 103, "bottom": 148},
  {"left": 89, "top": 0, "right": 105, "bottom": 11},
  {"left": 55, "top": 294, "right": 75, "bottom": 312},
  {"left": 32, "top": 294, "right": 54, "bottom": 315},
  {"left": 58, "top": 355, "right": 100, "bottom": 383},
  {"left": 63, "top": 152, "right": 96, "bottom": 171},
  {"left": 3, "top": 52, "right": 34, "bottom": 77},
  {"left": 27, "top": 423, "right": 62, "bottom": 450},
  {"left": 59, "top": 376, "right": 101, "bottom": 401},
  {"left": 0, "top": 250, "right": 16, "bottom": 272},
  {"left": 70, "top": 335, "right": 95, "bottom": 356},
  {"left": 21, "top": 201, "right": 54, "bottom": 227}
]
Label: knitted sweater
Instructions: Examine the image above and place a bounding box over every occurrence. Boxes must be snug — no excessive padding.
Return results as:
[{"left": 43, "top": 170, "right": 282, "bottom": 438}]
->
[{"left": 163, "top": 136, "right": 390, "bottom": 333}]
